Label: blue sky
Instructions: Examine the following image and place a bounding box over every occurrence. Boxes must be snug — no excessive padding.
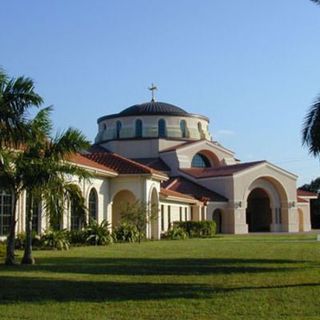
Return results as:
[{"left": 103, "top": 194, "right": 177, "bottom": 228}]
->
[{"left": 1, "top": 0, "right": 320, "bottom": 185}]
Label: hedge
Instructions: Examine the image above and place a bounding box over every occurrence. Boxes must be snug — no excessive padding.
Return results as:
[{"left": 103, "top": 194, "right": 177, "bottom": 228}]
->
[{"left": 173, "top": 221, "right": 216, "bottom": 238}]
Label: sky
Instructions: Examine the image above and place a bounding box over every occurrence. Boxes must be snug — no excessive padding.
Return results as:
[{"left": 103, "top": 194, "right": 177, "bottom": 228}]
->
[{"left": 0, "top": 0, "right": 320, "bottom": 185}]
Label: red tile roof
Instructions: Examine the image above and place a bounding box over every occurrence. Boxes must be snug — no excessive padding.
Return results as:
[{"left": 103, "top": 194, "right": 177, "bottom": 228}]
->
[
  {"left": 133, "top": 158, "right": 171, "bottom": 172},
  {"left": 160, "top": 188, "right": 197, "bottom": 201},
  {"left": 84, "top": 152, "right": 167, "bottom": 177},
  {"left": 162, "top": 176, "right": 227, "bottom": 202},
  {"left": 66, "top": 153, "right": 117, "bottom": 173},
  {"left": 297, "top": 197, "right": 308, "bottom": 203},
  {"left": 181, "top": 161, "right": 265, "bottom": 178},
  {"left": 297, "top": 189, "right": 318, "bottom": 197}
]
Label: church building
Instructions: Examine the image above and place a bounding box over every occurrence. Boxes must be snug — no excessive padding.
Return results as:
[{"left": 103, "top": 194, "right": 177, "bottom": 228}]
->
[{"left": 1, "top": 89, "right": 316, "bottom": 238}]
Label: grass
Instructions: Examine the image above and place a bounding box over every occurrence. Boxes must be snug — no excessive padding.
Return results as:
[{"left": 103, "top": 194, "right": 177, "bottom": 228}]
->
[{"left": 0, "top": 234, "right": 320, "bottom": 320}]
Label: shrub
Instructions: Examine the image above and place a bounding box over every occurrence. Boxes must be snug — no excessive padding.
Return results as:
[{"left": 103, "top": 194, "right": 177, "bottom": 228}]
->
[
  {"left": 40, "top": 229, "right": 70, "bottom": 250},
  {"left": 86, "top": 219, "right": 113, "bottom": 246},
  {"left": 113, "top": 222, "right": 140, "bottom": 243},
  {"left": 15, "top": 232, "right": 26, "bottom": 249},
  {"left": 0, "top": 242, "right": 6, "bottom": 258},
  {"left": 67, "top": 229, "right": 88, "bottom": 246},
  {"left": 15, "top": 232, "right": 41, "bottom": 249},
  {"left": 163, "top": 226, "right": 188, "bottom": 240},
  {"left": 174, "top": 221, "right": 216, "bottom": 238}
]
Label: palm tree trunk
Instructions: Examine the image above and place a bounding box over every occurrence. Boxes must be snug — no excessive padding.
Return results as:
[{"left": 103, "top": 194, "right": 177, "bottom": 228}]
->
[
  {"left": 21, "top": 194, "right": 35, "bottom": 265},
  {"left": 5, "top": 195, "right": 18, "bottom": 265}
]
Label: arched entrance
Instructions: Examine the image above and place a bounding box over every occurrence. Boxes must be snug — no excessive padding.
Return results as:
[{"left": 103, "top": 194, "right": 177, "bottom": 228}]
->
[
  {"left": 150, "top": 188, "right": 159, "bottom": 240},
  {"left": 246, "top": 188, "right": 272, "bottom": 232},
  {"left": 212, "top": 209, "right": 222, "bottom": 233},
  {"left": 112, "top": 190, "right": 136, "bottom": 228}
]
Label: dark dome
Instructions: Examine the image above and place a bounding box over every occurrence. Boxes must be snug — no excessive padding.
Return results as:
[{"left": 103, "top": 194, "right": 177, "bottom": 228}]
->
[
  {"left": 97, "top": 101, "right": 209, "bottom": 122},
  {"left": 119, "top": 101, "right": 189, "bottom": 117}
]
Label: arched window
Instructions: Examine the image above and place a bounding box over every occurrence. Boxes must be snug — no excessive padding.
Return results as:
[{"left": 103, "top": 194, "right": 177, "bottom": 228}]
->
[
  {"left": 198, "top": 122, "right": 204, "bottom": 138},
  {"left": 180, "top": 120, "right": 187, "bottom": 138},
  {"left": 71, "top": 199, "right": 83, "bottom": 230},
  {"left": 116, "top": 121, "right": 122, "bottom": 139},
  {"left": 158, "top": 119, "right": 166, "bottom": 137},
  {"left": 191, "top": 153, "right": 211, "bottom": 168},
  {"left": 0, "top": 189, "right": 12, "bottom": 236},
  {"left": 89, "top": 188, "right": 98, "bottom": 221},
  {"left": 135, "top": 119, "right": 143, "bottom": 138},
  {"left": 103, "top": 123, "right": 107, "bottom": 131}
]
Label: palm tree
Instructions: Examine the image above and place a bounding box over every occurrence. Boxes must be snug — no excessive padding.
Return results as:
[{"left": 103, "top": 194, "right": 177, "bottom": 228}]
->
[
  {"left": 0, "top": 69, "right": 43, "bottom": 147},
  {"left": 302, "top": 96, "right": 320, "bottom": 156},
  {"left": 0, "top": 69, "right": 43, "bottom": 265},
  {"left": 20, "top": 107, "right": 90, "bottom": 264}
]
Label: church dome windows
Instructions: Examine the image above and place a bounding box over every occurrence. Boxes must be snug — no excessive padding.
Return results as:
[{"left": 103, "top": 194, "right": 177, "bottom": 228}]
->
[
  {"left": 198, "top": 122, "right": 205, "bottom": 139},
  {"left": 180, "top": 120, "right": 188, "bottom": 138},
  {"left": 116, "top": 121, "right": 122, "bottom": 139},
  {"left": 158, "top": 119, "right": 166, "bottom": 138},
  {"left": 135, "top": 119, "right": 143, "bottom": 138},
  {"left": 191, "top": 153, "right": 211, "bottom": 168}
]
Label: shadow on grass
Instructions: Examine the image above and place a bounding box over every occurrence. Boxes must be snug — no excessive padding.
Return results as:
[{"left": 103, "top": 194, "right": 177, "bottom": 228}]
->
[
  {"left": 0, "top": 276, "right": 319, "bottom": 304},
  {"left": 0, "top": 257, "right": 304, "bottom": 276}
]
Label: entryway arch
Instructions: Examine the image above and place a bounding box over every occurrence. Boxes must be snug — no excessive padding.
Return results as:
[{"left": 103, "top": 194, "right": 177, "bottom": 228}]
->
[
  {"left": 212, "top": 209, "right": 223, "bottom": 233},
  {"left": 245, "top": 177, "right": 288, "bottom": 232},
  {"left": 112, "top": 190, "right": 136, "bottom": 228},
  {"left": 246, "top": 188, "right": 272, "bottom": 232}
]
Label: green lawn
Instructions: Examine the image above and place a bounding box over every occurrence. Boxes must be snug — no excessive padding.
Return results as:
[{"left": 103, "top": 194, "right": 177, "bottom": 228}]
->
[{"left": 0, "top": 234, "right": 320, "bottom": 320}]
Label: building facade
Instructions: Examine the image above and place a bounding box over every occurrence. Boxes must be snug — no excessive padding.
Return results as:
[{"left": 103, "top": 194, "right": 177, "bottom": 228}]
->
[{"left": 0, "top": 100, "right": 316, "bottom": 239}]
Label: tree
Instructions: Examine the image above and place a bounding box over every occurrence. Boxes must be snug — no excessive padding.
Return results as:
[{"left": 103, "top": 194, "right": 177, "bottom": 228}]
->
[
  {"left": 304, "top": 3, "right": 320, "bottom": 152},
  {"left": 120, "top": 201, "right": 157, "bottom": 243},
  {"left": 0, "top": 69, "right": 43, "bottom": 265},
  {"left": 0, "top": 69, "right": 43, "bottom": 147},
  {"left": 302, "top": 96, "right": 320, "bottom": 156},
  {"left": 20, "top": 107, "right": 90, "bottom": 264}
]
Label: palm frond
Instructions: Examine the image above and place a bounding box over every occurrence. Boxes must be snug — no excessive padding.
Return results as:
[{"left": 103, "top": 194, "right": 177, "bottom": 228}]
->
[
  {"left": 0, "top": 71, "right": 44, "bottom": 146},
  {"left": 52, "top": 128, "right": 90, "bottom": 159},
  {"left": 302, "top": 96, "right": 320, "bottom": 156},
  {"left": 29, "top": 106, "right": 53, "bottom": 139}
]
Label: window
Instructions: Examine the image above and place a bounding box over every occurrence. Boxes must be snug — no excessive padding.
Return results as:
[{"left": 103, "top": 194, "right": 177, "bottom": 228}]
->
[
  {"left": 180, "top": 120, "right": 187, "bottom": 138},
  {"left": 0, "top": 189, "right": 12, "bottom": 236},
  {"left": 103, "top": 123, "right": 107, "bottom": 131},
  {"left": 161, "top": 205, "right": 164, "bottom": 231},
  {"left": 116, "top": 121, "right": 122, "bottom": 139},
  {"left": 190, "top": 206, "right": 194, "bottom": 221},
  {"left": 71, "top": 199, "right": 83, "bottom": 230},
  {"left": 185, "top": 207, "right": 188, "bottom": 221},
  {"left": 179, "top": 207, "right": 182, "bottom": 221},
  {"left": 168, "top": 205, "right": 171, "bottom": 229},
  {"left": 191, "top": 153, "right": 211, "bottom": 168},
  {"left": 198, "top": 122, "right": 203, "bottom": 138},
  {"left": 89, "top": 189, "right": 98, "bottom": 221},
  {"left": 135, "top": 119, "right": 143, "bottom": 138},
  {"left": 158, "top": 119, "right": 166, "bottom": 137}
]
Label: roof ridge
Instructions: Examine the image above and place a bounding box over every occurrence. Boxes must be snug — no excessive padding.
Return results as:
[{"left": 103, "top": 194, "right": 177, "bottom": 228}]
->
[{"left": 165, "top": 177, "right": 179, "bottom": 190}]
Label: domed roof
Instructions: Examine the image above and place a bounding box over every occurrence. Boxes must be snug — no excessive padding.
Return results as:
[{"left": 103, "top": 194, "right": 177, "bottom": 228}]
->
[
  {"left": 119, "top": 101, "right": 189, "bottom": 117},
  {"left": 97, "top": 100, "right": 209, "bottom": 122}
]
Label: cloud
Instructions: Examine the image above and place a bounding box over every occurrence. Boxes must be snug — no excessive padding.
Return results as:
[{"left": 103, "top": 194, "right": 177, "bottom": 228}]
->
[{"left": 216, "top": 129, "right": 235, "bottom": 136}]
